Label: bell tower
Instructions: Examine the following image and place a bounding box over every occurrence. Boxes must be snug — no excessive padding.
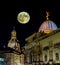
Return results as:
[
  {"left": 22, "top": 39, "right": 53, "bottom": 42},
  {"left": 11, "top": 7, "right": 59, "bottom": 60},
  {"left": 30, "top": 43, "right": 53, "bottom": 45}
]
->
[{"left": 8, "top": 27, "right": 20, "bottom": 52}]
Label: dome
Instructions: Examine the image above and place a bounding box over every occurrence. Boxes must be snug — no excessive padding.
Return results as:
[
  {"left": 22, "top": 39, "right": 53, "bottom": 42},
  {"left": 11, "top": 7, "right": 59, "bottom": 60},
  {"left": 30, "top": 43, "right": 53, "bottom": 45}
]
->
[
  {"left": 12, "top": 27, "right": 16, "bottom": 32},
  {"left": 38, "top": 20, "right": 58, "bottom": 33},
  {"left": 12, "top": 29, "right": 16, "bottom": 32}
]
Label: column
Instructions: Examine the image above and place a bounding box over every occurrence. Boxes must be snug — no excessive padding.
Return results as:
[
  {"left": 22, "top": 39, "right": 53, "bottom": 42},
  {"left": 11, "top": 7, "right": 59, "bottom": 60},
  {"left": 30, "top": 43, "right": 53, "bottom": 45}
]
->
[{"left": 49, "top": 41, "right": 54, "bottom": 65}]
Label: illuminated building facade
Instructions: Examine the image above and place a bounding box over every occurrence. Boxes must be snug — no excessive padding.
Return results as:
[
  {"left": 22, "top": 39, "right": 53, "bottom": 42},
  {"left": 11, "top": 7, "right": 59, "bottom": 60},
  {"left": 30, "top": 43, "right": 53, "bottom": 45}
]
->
[
  {"left": 0, "top": 27, "right": 24, "bottom": 65},
  {"left": 24, "top": 12, "right": 60, "bottom": 65}
]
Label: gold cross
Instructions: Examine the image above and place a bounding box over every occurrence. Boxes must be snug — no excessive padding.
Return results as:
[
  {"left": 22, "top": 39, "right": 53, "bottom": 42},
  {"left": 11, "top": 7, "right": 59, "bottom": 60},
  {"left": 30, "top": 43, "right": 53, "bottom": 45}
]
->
[{"left": 46, "top": 11, "right": 49, "bottom": 20}]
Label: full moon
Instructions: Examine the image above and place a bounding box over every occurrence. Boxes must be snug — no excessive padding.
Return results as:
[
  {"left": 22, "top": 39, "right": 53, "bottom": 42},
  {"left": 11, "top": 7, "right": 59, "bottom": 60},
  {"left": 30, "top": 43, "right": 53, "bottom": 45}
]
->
[{"left": 17, "top": 12, "right": 30, "bottom": 24}]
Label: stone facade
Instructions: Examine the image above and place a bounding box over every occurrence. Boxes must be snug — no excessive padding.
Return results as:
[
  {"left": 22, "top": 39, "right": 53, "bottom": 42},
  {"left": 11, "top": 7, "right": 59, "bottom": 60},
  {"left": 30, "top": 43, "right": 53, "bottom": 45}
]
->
[{"left": 24, "top": 29, "right": 60, "bottom": 65}]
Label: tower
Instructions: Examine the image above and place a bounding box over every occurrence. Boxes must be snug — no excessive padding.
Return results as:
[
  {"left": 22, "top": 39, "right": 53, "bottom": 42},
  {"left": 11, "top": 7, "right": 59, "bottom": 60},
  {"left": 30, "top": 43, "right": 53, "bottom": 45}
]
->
[
  {"left": 8, "top": 27, "right": 20, "bottom": 52},
  {"left": 7, "top": 27, "right": 21, "bottom": 65}
]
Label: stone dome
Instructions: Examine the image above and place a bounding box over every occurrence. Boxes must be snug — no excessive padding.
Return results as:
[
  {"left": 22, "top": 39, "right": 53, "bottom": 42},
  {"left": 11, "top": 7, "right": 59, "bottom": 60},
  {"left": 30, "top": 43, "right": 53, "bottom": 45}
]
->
[{"left": 38, "top": 20, "right": 58, "bottom": 34}]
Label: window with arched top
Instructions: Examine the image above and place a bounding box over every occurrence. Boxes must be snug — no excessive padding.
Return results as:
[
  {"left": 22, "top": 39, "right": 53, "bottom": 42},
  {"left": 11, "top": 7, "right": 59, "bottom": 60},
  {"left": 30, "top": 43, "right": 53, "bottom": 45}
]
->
[
  {"left": 30, "top": 53, "right": 32, "bottom": 63},
  {"left": 45, "top": 54, "right": 47, "bottom": 61},
  {"left": 55, "top": 53, "right": 59, "bottom": 60}
]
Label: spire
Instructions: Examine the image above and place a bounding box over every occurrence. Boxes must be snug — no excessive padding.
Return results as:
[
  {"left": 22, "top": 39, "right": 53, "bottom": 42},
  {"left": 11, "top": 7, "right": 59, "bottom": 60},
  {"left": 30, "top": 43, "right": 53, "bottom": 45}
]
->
[
  {"left": 12, "top": 26, "right": 16, "bottom": 32},
  {"left": 11, "top": 26, "right": 16, "bottom": 38},
  {"left": 46, "top": 11, "right": 49, "bottom": 20}
]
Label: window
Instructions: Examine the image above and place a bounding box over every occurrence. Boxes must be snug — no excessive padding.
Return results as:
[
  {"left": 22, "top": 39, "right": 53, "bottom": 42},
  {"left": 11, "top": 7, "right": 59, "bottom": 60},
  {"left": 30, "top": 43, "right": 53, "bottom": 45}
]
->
[
  {"left": 0, "top": 58, "right": 4, "bottom": 61},
  {"left": 45, "top": 55, "right": 47, "bottom": 61},
  {"left": 30, "top": 54, "right": 32, "bottom": 63},
  {"left": 55, "top": 53, "right": 59, "bottom": 60}
]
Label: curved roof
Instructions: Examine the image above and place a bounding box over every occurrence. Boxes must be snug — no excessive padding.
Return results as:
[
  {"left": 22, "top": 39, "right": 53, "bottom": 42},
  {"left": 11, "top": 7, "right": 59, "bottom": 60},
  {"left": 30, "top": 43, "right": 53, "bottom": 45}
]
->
[
  {"left": 12, "top": 29, "right": 16, "bottom": 32},
  {"left": 12, "top": 27, "right": 16, "bottom": 32},
  {"left": 38, "top": 20, "right": 57, "bottom": 33}
]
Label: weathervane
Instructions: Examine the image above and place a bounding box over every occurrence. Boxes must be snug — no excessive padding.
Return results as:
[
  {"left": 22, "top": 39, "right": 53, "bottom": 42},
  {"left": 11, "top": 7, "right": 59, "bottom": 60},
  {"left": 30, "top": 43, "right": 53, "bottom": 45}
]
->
[{"left": 46, "top": 11, "right": 49, "bottom": 20}]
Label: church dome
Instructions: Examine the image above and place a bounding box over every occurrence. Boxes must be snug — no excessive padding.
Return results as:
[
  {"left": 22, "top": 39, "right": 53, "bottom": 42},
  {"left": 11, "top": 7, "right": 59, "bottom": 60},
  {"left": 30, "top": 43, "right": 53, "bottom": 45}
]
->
[
  {"left": 38, "top": 12, "right": 58, "bottom": 34},
  {"left": 38, "top": 20, "right": 57, "bottom": 33}
]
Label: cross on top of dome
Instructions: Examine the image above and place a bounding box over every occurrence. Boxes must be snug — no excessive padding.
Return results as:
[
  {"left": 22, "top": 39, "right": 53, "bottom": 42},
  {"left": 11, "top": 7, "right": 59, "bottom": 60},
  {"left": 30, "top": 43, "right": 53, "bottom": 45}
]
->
[
  {"left": 38, "top": 11, "right": 58, "bottom": 34},
  {"left": 46, "top": 11, "right": 49, "bottom": 20}
]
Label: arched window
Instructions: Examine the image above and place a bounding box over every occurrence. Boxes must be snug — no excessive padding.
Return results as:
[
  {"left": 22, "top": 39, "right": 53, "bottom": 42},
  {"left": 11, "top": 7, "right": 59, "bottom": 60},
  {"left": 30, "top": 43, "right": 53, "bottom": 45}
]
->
[
  {"left": 55, "top": 53, "right": 59, "bottom": 60},
  {"left": 45, "top": 55, "right": 47, "bottom": 61},
  {"left": 30, "top": 53, "right": 32, "bottom": 63}
]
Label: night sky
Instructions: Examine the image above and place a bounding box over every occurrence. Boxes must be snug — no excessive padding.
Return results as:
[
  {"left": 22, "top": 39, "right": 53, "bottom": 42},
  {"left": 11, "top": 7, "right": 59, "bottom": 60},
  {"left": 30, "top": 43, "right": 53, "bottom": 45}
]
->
[{"left": 0, "top": 0, "right": 60, "bottom": 47}]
